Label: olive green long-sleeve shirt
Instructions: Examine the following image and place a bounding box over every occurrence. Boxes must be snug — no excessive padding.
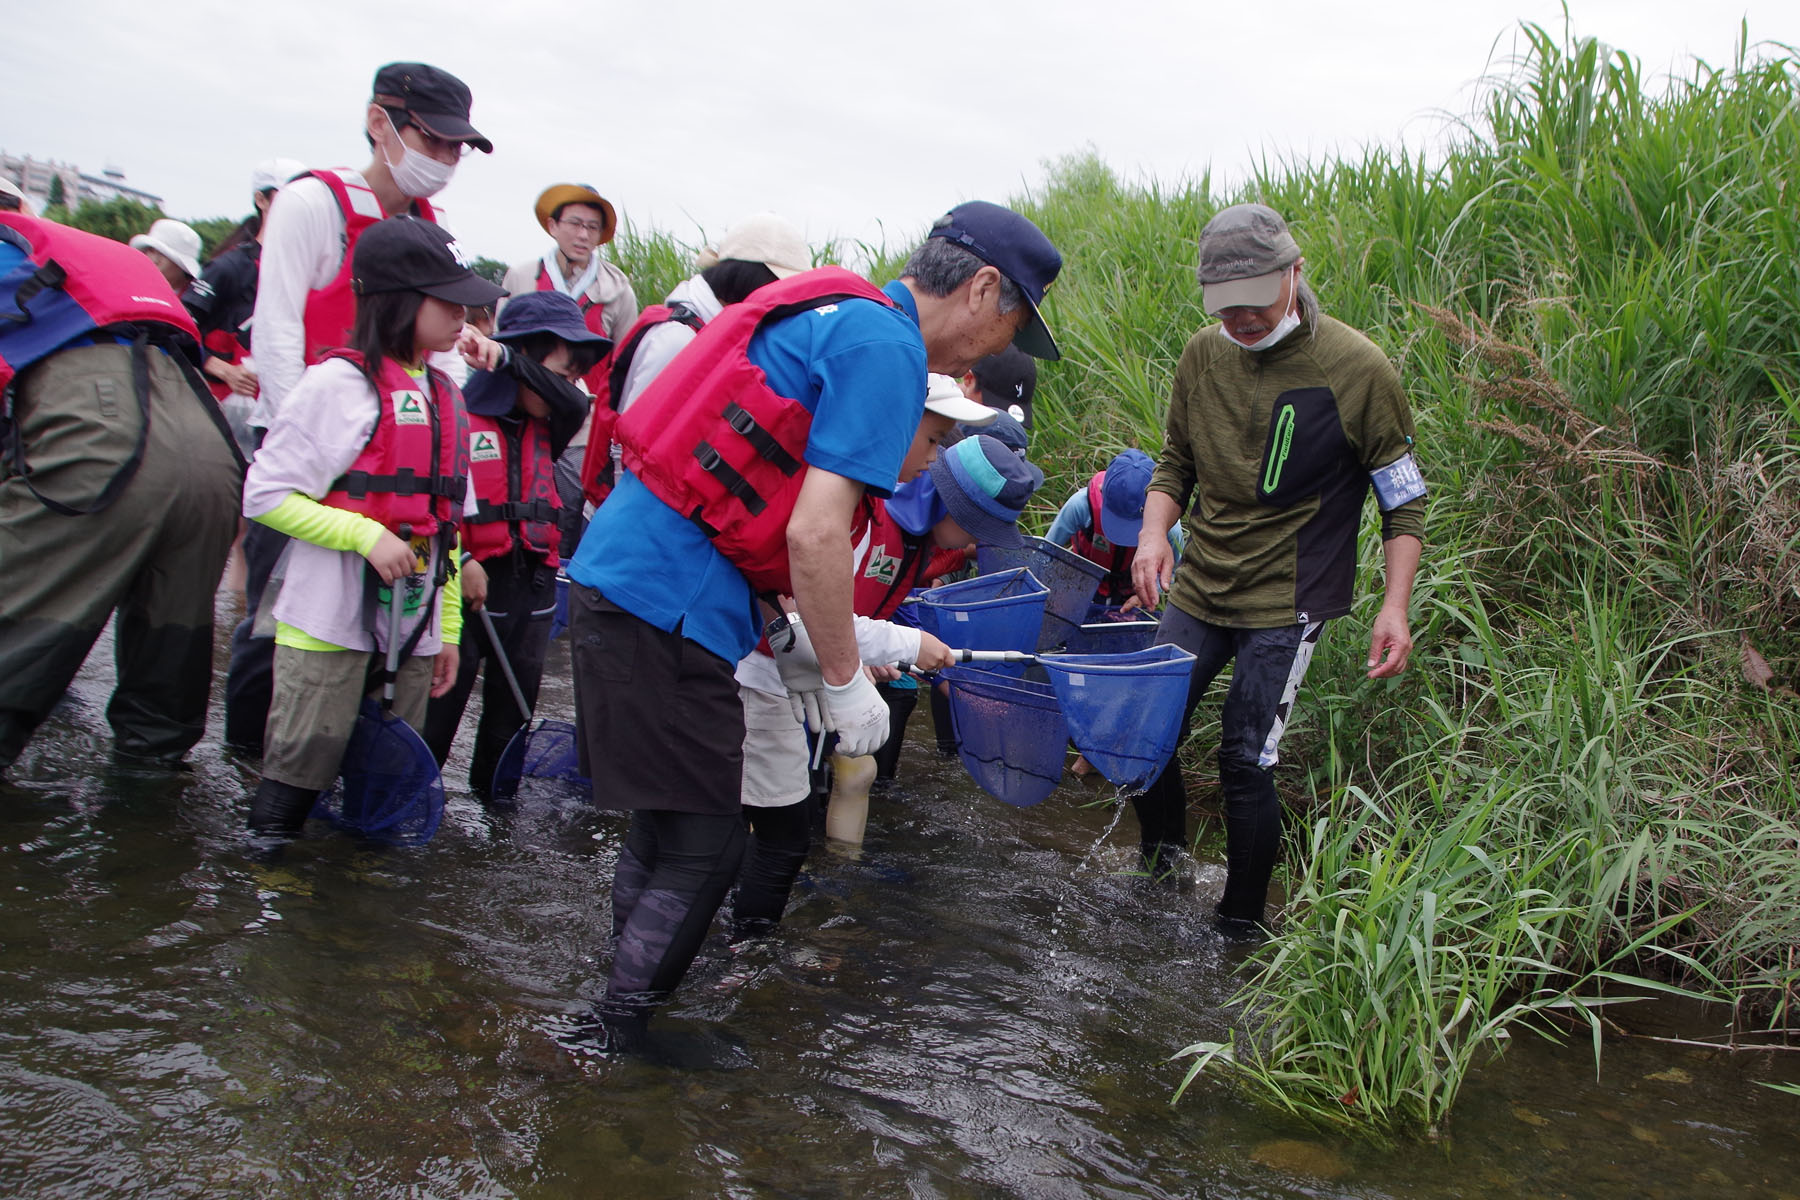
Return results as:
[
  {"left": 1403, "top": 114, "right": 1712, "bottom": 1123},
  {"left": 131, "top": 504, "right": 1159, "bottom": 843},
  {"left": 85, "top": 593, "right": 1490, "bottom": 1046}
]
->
[{"left": 1148, "top": 307, "right": 1425, "bottom": 628}]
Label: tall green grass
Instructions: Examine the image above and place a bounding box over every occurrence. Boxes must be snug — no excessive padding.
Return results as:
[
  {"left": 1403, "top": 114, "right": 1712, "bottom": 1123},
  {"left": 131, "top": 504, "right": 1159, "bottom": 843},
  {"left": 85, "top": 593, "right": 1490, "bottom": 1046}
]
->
[{"left": 604, "top": 19, "right": 1800, "bottom": 1136}]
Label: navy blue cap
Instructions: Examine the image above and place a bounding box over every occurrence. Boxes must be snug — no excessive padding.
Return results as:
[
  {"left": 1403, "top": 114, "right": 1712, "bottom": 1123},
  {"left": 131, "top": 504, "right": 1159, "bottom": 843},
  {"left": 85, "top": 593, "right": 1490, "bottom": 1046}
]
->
[
  {"left": 962, "top": 407, "right": 1028, "bottom": 455},
  {"left": 493, "top": 290, "right": 612, "bottom": 349},
  {"left": 929, "top": 434, "right": 1045, "bottom": 548},
  {"left": 463, "top": 291, "right": 611, "bottom": 416},
  {"left": 372, "top": 62, "right": 492, "bottom": 154},
  {"left": 1100, "top": 449, "right": 1154, "bottom": 547},
  {"left": 928, "top": 201, "right": 1062, "bottom": 361}
]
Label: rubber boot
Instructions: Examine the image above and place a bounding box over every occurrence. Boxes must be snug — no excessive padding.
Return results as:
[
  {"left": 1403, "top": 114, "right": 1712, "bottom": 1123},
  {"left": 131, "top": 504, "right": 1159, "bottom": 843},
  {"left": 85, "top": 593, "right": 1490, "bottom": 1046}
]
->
[
  {"left": 824, "top": 753, "right": 877, "bottom": 846},
  {"left": 248, "top": 778, "right": 321, "bottom": 837},
  {"left": 1215, "top": 756, "right": 1284, "bottom": 934},
  {"left": 871, "top": 685, "right": 917, "bottom": 784}
]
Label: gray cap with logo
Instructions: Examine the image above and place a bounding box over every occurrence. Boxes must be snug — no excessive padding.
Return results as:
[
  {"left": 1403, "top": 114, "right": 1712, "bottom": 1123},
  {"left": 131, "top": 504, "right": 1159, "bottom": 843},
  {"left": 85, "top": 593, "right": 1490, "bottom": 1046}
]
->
[{"left": 1196, "top": 204, "right": 1301, "bottom": 315}]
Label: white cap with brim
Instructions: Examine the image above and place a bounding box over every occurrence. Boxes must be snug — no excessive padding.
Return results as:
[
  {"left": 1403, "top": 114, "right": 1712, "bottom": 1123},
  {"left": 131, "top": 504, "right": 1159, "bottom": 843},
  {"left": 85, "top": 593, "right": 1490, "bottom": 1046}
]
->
[
  {"left": 700, "top": 212, "right": 812, "bottom": 279},
  {"left": 251, "top": 158, "right": 308, "bottom": 194},
  {"left": 0, "top": 178, "right": 36, "bottom": 216},
  {"left": 129, "top": 219, "right": 204, "bottom": 282},
  {"left": 923, "top": 372, "right": 997, "bottom": 425}
]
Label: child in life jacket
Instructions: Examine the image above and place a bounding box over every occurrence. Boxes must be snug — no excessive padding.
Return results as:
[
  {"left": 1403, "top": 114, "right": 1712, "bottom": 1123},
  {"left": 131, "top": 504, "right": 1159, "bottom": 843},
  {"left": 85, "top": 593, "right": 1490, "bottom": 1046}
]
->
[
  {"left": 1044, "top": 448, "right": 1186, "bottom": 620},
  {"left": 241, "top": 216, "right": 505, "bottom": 837},
  {"left": 421, "top": 290, "right": 607, "bottom": 794}
]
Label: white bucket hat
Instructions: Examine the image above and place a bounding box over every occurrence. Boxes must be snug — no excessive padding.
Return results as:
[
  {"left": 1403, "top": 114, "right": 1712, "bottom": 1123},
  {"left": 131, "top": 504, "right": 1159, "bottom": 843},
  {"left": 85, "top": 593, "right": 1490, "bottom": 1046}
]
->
[{"left": 130, "top": 218, "right": 204, "bottom": 281}]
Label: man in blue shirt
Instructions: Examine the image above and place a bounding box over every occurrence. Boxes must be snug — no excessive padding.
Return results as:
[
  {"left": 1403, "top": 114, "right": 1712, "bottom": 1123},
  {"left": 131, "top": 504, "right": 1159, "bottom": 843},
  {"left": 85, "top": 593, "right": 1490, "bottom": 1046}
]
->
[{"left": 561, "top": 202, "right": 1063, "bottom": 1055}]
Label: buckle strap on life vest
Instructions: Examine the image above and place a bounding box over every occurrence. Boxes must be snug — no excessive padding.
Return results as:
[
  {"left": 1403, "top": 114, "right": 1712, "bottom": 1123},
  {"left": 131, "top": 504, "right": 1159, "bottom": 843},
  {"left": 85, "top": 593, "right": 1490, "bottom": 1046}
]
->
[
  {"left": 692, "top": 440, "right": 767, "bottom": 515},
  {"left": 331, "top": 467, "right": 468, "bottom": 500},
  {"left": 722, "top": 402, "right": 803, "bottom": 476},
  {"left": 468, "top": 497, "right": 555, "bottom": 525}
]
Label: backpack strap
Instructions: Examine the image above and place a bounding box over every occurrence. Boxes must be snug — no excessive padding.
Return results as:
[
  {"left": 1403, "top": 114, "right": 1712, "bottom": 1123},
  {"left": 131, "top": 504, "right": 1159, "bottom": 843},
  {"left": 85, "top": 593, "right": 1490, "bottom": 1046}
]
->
[{"left": 7, "top": 326, "right": 154, "bottom": 517}]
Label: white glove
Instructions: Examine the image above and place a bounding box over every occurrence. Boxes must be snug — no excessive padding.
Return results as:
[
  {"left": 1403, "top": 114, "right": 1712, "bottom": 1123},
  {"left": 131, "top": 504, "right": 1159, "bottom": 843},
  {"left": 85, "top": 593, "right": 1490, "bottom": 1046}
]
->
[
  {"left": 824, "top": 670, "right": 890, "bottom": 758},
  {"left": 767, "top": 612, "right": 830, "bottom": 732}
]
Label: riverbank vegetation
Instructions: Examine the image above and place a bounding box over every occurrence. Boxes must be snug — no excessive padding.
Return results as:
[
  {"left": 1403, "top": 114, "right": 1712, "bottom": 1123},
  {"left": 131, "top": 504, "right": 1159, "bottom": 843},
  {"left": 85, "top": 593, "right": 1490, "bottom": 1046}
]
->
[
  {"left": 1022, "top": 24, "right": 1797, "bottom": 1137},
  {"left": 621, "top": 21, "right": 1800, "bottom": 1139}
]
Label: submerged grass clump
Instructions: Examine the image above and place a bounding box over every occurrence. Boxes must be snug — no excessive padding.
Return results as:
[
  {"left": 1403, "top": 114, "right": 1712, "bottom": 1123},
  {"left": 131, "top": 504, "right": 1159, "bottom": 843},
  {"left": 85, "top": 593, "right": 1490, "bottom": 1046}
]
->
[{"left": 603, "top": 18, "right": 1800, "bottom": 1138}]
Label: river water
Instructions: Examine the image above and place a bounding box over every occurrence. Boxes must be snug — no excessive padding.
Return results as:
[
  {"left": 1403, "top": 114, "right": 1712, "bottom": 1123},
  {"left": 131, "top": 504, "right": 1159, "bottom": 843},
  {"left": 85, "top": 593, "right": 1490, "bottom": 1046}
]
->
[{"left": 2, "top": 594, "right": 1796, "bottom": 1198}]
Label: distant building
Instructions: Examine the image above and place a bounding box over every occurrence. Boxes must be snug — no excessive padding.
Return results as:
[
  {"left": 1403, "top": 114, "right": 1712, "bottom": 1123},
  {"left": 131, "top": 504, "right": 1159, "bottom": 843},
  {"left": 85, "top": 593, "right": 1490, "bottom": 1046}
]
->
[{"left": 0, "top": 151, "right": 163, "bottom": 210}]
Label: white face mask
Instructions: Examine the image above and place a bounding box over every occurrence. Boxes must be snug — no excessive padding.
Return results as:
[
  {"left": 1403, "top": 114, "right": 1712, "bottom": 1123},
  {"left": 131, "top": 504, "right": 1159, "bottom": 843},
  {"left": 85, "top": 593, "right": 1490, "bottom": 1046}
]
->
[
  {"left": 1223, "top": 268, "right": 1301, "bottom": 351},
  {"left": 382, "top": 112, "right": 456, "bottom": 199}
]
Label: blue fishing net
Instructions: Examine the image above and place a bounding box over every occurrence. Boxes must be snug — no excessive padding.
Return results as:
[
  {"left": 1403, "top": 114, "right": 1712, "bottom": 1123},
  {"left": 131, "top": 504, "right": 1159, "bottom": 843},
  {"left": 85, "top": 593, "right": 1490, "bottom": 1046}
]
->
[
  {"left": 1058, "top": 616, "right": 1162, "bottom": 655},
  {"left": 942, "top": 664, "right": 1069, "bottom": 807},
  {"left": 313, "top": 700, "right": 445, "bottom": 846},
  {"left": 977, "top": 538, "right": 1108, "bottom": 651},
  {"left": 490, "top": 718, "right": 589, "bottom": 804},
  {"left": 1037, "top": 645, "right": 1197, "bottom": 792},
  {"left": 913, "top": 568, "right": 1048, "bottom": 653}
]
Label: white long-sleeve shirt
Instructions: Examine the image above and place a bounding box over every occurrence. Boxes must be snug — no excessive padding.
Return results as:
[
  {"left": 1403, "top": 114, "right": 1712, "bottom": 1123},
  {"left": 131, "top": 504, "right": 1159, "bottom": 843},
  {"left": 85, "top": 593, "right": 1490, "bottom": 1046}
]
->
[{"left": 249, "top": 169, "right": 461, "bottom": 429}]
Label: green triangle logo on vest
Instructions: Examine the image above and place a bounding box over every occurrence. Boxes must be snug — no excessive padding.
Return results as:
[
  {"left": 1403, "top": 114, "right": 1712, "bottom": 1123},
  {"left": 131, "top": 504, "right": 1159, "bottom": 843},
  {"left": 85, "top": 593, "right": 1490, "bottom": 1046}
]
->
[
  {"left": 393, "top": 390, "right": 429, "bottom": 426},
  {"left": 470, "top": 430, "right": 502, "bottom": 463},
  {"left": 863, "top": 544, "right": 899, "bottom": 585}
]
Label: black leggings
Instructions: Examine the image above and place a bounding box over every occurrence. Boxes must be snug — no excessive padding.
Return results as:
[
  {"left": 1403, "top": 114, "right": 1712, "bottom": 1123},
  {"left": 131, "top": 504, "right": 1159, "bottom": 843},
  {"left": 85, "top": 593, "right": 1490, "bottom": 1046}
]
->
[
  {"left": 732, "top": 801, "right": 810, "bottom": 935},
  {"left": 1132, "top": 610, "right": 1324, "bottom": 922},
  {"left": 603, "top": 809, "right": 746, "bottom": 1028}
]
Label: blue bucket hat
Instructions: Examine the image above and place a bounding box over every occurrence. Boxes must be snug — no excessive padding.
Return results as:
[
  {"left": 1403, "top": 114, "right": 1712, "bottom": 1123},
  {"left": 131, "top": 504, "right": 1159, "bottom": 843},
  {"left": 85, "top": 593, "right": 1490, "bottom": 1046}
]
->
[
  {"left": 464, "top": 291, "right": 611, "bottom": 416},
  {"left": 928, "top": 201, "right": 1063, "bottom": 361},
  {"left": 928, "top": 434, "right": 1045, "bottom": 548},
  {"left": 1099, "top": 449, "right": 1154, "bottom": 547},
  {"left": 492, "top": 290, "right": 612, "bottom": 348}
]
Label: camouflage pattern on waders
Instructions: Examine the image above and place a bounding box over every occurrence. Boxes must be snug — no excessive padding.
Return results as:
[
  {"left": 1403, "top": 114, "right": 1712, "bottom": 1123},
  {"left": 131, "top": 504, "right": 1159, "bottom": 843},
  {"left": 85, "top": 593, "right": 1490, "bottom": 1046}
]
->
[{"left": 0, "top": 342, "right": 242, "bottom": 771}]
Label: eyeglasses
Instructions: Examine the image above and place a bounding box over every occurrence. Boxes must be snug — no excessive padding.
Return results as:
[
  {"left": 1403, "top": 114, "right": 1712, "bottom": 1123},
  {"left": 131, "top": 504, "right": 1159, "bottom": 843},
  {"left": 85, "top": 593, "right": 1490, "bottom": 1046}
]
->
[
  {"left": 386, "top": 108, "right": 474, "bottom": 162},
  {"left": 556, "top": 216, "right": 606, "bottom": 235}
]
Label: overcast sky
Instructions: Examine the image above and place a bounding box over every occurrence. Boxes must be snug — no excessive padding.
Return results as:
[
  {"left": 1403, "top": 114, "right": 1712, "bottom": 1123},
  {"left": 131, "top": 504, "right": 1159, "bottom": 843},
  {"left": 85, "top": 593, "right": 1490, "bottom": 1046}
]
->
[{"left": 8, "top": 1, "right": 1791, "bottom": 268}]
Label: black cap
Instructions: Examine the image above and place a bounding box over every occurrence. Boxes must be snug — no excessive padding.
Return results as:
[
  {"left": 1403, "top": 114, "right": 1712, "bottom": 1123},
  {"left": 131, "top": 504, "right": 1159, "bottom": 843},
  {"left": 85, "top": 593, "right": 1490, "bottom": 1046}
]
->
[
  {"left": 970, "top": 345, "right": 1036, "bottom": 428},
  {"left": 351, "top": 216, "right": 507, "bottom": 306},
  {"left": 372, "top": 62, "right": 492, "bottom": 154}
]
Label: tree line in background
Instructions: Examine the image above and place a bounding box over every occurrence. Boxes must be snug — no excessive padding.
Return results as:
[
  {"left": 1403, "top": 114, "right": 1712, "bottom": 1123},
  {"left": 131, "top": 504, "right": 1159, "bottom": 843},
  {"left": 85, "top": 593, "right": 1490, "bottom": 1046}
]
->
[{"left": 37, "top": 189, "right": 510, "bottom": 285}]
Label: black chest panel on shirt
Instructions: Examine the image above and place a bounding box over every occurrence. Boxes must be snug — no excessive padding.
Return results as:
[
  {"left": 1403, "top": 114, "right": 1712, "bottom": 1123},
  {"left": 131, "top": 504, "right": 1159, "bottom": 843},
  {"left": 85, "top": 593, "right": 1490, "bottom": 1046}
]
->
[{"left": 1256, "top": 386, "right": 1354, "bottom": 507}]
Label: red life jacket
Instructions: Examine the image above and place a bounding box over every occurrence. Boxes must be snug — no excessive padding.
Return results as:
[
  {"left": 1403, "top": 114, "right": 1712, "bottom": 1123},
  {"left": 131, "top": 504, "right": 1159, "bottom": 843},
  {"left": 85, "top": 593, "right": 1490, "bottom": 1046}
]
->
[
  {"left": 534, "top": 261, "right": 613, "bottom": 392},
  {"left": 614, "top": 267, "right": 898, "bottom": 595},
  {"left": 318, "top": 350, "right": 469, "bottom": 537},
  {"left": 851, "top": 496, "right": 931, "bottom": 622},
  {"left": 464, "top": 410, "right": 560, "bottom": 568},
  {"left": 1071, "top": 471, "right": 1136, "bottom": 599},
  {"left": 577, "top": 300, "right": 705, "bottom": 508},
  {"left": 301, "top": 170, "right": 436, "bottom": 365}
]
